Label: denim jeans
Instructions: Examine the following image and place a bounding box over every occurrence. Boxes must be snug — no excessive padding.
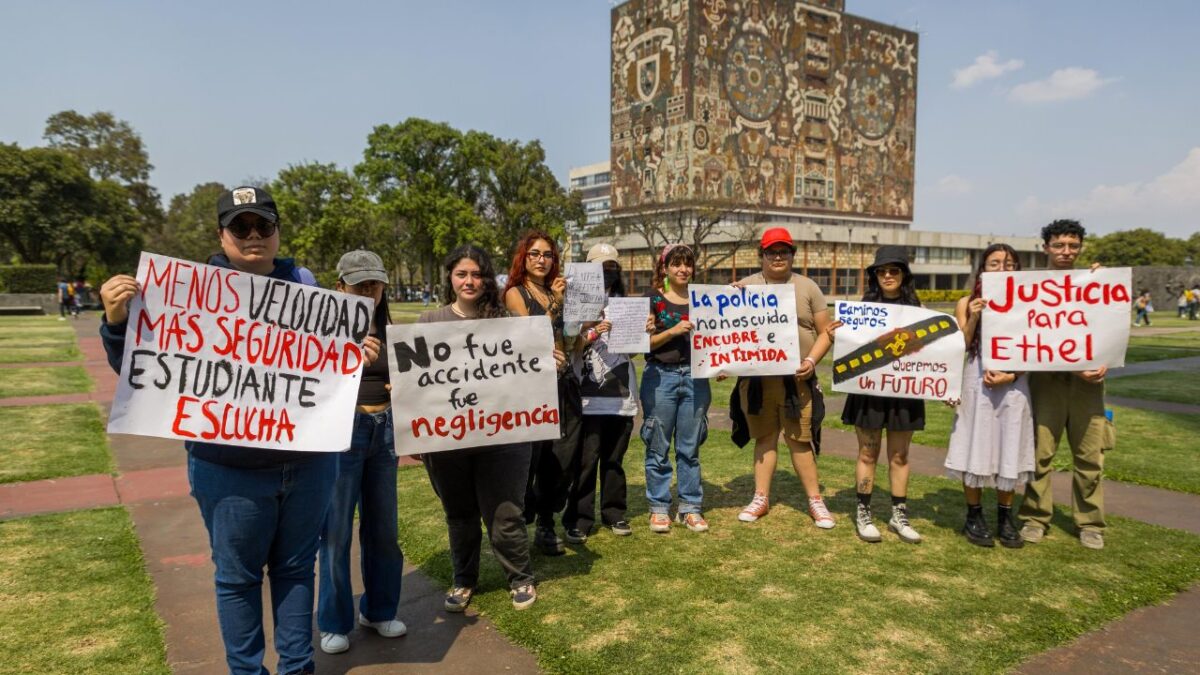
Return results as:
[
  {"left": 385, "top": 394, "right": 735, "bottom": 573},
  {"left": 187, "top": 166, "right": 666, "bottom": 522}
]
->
[
  {"left": 188, "top": 451, "right": 338, "bottom": 675},
  {"left": 318, "top": 409, "right": 404, "bottom": 635},
  {"left": 640, "top": 362, "right": 711, "bottom": 515}
]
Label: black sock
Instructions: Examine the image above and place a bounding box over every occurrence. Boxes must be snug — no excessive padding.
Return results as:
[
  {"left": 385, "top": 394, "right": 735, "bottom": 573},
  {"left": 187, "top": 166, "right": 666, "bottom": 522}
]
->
[
  {"left": 997, "top": 504, "right": 1012, "bottom": 521},
  {"left": 892, "top": 495, "right": 907, "bottom": 507},
  {"left": 967, "top": 504, "right": 983, "bottom": 516},
  {"left": 856, "top": 492, "right": 872, "bottom": 507}
]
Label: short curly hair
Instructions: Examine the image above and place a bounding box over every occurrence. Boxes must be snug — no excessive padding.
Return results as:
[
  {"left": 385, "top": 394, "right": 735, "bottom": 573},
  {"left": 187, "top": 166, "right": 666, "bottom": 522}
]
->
[{"left": 1041, "top": 219, "right": 1086, "bottom": 245}]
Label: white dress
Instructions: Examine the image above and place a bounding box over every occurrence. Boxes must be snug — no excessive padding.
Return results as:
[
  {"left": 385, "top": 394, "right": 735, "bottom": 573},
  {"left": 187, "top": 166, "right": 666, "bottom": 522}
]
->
[{"left": 944, "top": 356, "right": 1035, "bottom": 492}]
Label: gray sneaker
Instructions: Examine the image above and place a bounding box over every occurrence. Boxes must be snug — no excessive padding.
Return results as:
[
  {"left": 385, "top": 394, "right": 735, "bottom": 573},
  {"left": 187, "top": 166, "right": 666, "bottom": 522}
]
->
[
  {"left": 1079, "top": 529, "right": 1105, "bottom": 550},
  {"left": 511, "top": 584, "right": 537, "bottom": 610},
  {"left": 1020, "top": 524, "right": 1045, "bottom": 544},
  {"left": 855, "top": 503, "right": 882, "bottom": 542},
  {"left": 888, "top": 504, "right": 922, "bottom": 544}
]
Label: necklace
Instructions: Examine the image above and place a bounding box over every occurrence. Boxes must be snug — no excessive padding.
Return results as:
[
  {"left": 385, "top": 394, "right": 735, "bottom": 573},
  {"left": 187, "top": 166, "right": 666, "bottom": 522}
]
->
[{"left": 450, "top": 302, "right": 476, "bottom": 318}]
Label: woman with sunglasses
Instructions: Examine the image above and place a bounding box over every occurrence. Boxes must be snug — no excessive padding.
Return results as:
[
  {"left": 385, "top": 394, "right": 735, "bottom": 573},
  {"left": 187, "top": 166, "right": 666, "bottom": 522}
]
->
[
  {"left": 944, "top": 244, "right": 1034, "bottom": 548},
  {"left": 98, "top": 187, "right": 374, "bottom": 675},
  {"left": 641, "top": 244, "right": 711, "bottom": 533},
  {"left": 831, "top": 245, "right": 925, "bottom": 544},
  {"left": 420, "top": 244, "right": 564, "bottom": 612},
  {"left": 317, "top": 250, "right": 406, "bottom": 655},
  {"left": 503, "top": 231, "right": 581, "bottom": 556}
]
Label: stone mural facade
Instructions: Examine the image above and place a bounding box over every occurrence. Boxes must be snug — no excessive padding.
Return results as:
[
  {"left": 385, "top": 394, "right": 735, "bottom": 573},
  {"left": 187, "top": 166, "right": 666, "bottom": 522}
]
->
[{"left": 610, "top": 0, "right": 918, "bottom": 221}]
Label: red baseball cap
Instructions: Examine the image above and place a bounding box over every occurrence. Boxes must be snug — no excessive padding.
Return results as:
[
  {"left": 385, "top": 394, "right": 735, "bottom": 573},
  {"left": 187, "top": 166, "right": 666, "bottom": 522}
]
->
[{"left": 760, "top": 227, "right": 794, "bottom": 250}]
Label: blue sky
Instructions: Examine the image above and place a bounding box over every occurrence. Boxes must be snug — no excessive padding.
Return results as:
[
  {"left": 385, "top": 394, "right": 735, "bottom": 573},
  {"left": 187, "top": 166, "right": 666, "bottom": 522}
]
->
[{"left": 2, "top": 1, "right": 1197, "bottom": 238}]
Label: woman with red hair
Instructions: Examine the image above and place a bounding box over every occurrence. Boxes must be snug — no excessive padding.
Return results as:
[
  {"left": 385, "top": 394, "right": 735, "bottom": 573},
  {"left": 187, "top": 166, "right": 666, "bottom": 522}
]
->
[{"left": 504, "top": 231, "right": 580, "bottom": 556}]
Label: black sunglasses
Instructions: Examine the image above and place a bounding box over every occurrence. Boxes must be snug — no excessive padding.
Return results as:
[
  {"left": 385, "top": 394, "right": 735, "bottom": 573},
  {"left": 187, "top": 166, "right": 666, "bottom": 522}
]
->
[{"left": 224, "top": 218, "right": 278, "bottom": 239}]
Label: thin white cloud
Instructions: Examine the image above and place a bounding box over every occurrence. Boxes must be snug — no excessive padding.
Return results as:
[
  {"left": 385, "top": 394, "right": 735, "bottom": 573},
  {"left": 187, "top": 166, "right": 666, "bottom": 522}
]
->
[
  {"left": 951, "top": 51, "right": 1024, "bottom": 89},
  {"left": 1016, "top": 147, "right": 1200, "bottom": 236},
  {"left": 1009, "top": 67, "right": 1116, "bottom": 103},
  {"left": 936, "top": 174, "right": 973, "bottom": 195}
]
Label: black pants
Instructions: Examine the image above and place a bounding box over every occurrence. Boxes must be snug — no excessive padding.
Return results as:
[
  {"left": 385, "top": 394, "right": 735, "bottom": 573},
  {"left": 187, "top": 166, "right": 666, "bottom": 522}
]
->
[
  {"left": 564, "top": 415, "right": 632, "bottom": 532},
  {"left": 425, "top": 443, "right": 534, "bottom": 590},
  {"left": 525, "top": 376, "right": 584, "bottom": 528}
]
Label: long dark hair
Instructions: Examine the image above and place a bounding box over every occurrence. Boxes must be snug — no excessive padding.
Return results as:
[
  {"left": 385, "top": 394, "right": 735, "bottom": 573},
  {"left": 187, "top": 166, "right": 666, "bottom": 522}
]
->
[
  {"left": 862, "top": 264, "right": 920, "bottom": 306},
  {"left": 606, "top": 262, "right": 627, "bottom": 298},
  {"left": 504, "top": 230, "right": 560, "bottom": 294},
  {"left": 653, "top": 244, "right": 695, "bottom": 292},
  {"left": 967, "top": 243, "right": 1021, "bottom": 357},
  {"left": 443, "top": 244, "right": 507, "bottom": 318}
]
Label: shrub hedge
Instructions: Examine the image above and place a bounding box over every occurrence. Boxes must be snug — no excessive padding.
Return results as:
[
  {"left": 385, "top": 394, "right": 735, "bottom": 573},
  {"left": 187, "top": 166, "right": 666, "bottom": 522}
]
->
[
  {"left": 916, "top": 289, "right": 970, "bottom": 303},
  {"left": 0, "top": 265, "right": 58, "bottom": 294}
]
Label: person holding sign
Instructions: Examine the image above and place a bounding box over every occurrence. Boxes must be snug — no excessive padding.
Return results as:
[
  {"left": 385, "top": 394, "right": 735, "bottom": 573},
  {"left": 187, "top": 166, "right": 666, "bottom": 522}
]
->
[
  {"left": 1018, "top": 220, "right": 1111, "bottom": 550},
  {"left": 830, "top": 246, "right": 924, "bottom": 544},
  {"left": 503, "top": 231, "right": 582, "bottom": 556},
  {"left": 317, "top": 250, "right": 406, "bottom": 655},
  {"left": 944, "top": 244, "right": 1035, "bottom": 549},
  {"left": 421, "top": 244, "right": 554, "bottom": 612},
  {"left": 562, "top": 243, "right": 648, "bottom": 542},
  {"left": 97, "top": 186, "right": 379, "bottom": 675},
  {"left": 641, "top": 244, "right": 712, "bottom": 533},
  {"left": 733, "top": 228, "right": 836, "bottom": 530}
]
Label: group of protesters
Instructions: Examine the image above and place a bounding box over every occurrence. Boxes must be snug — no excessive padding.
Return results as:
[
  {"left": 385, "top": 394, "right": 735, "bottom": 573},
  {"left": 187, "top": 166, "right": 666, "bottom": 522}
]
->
[{"left": 96, "top": 187, "right": 1114, "bottom": 675}]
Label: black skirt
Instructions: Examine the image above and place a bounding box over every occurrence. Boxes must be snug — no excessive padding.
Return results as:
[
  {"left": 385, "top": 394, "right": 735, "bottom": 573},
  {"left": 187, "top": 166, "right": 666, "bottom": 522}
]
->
[{"left": 840, "top": 393, "right": 925, "bottom": 431}]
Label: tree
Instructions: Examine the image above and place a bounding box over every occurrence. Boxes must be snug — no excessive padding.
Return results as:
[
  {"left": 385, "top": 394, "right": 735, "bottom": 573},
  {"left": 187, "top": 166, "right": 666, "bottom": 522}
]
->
[
  {"left": 1081, "top": 228, "right": 1187, "bottom": 267},
  {"left": 44, "top": 110, "right": 163, "bottom": 230},
  {"left": 271, "top": 163, "right": 381, "bottom": 275},
  {"left": 0, "top": 143, "right": 140, "bottom": 277},
  {"left": 619, "top": 200, "right": 764, "bottom": 282},
  {"left": 147, "top": 182, "right": 227, "bottom": 263}
]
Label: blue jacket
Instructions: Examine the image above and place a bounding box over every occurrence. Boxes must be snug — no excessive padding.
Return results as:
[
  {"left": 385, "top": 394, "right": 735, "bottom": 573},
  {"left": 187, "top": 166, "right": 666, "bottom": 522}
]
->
[{"left": 99, "top": 254, "right": 331, "bottom": 468}]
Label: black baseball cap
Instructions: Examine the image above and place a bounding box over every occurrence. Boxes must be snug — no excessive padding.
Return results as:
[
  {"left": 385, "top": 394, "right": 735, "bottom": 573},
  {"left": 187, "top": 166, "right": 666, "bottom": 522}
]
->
[{"left": 218, "top": 186, "right": 279, "bottom": 229}]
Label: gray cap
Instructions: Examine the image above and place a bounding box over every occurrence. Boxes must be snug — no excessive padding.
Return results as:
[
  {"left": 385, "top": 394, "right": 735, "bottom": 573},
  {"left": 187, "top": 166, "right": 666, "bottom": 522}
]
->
[{"left": 337, "top": 250, "right": 388, "bottom": 285}]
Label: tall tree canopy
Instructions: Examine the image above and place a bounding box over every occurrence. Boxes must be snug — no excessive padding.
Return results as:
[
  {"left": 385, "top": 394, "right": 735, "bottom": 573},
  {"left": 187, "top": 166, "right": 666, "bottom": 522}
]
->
[
  {"left": 271, "top": 162, "right": 381, "bottom": 274},
  {"left": 1081, "top": 228, "right": 1190, "bottom": 267},
  {"left": 147, "top": 182, "right": 227, "bottom": 264}
]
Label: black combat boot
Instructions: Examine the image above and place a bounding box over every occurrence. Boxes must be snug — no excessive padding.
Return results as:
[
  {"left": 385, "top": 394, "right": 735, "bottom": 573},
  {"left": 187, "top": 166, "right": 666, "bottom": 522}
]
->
[
  {"left": 962, "top": 505, "right": 994, "bottom": 548},
  {"left": 996, "top": 506, "right": 1024, "bottom": 549}
]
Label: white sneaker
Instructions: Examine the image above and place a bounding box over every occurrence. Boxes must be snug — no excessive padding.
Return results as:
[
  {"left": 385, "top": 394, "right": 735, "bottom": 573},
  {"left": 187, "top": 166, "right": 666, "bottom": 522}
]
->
[
  {"left": 320, "top": 632, "right": 349, "bottom": 654},
  {"left": 855, "top": 503, "right": 882, "bottom": 542},
  {"left": 888, "top": 504, "right": 922, "bottom": 544},
  {"left": 359, "top": 615, "right": 407, "bottom": 638}
]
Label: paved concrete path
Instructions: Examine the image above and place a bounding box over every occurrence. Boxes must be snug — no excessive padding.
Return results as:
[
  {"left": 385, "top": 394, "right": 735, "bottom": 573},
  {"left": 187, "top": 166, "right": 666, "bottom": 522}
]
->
[{"left": 1109, "top": 355, "right": 1200, "bottom": 378}]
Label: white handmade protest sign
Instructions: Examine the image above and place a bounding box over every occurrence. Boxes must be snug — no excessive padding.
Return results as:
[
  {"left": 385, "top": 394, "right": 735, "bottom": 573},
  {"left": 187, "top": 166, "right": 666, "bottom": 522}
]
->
[
  {"left": 386, "top": 315, "right": 560, "bottom": 455},
  {"left": 563, "top": 263, "right": 606, "bottom": 324},
  {"left": 606, "top": 296, "right": 650, "bottom": 354},
  {"left": 107, "top": 252, "right": 372, "bottom": 451},
  {"left": 981, "top": 268, "right": 1132, "bottom": 371},
  {"left": 831, "top": 302, "right": 964, "bottom": 402},
  {"left": 688, "top": 284, "right": 800, "bottom": 378}
]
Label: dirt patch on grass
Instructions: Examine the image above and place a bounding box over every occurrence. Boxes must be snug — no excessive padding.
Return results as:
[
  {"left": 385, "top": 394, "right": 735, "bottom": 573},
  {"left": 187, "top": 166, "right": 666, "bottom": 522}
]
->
[{"left": 579, "top": 619, "right": 636, "bottom": 651}]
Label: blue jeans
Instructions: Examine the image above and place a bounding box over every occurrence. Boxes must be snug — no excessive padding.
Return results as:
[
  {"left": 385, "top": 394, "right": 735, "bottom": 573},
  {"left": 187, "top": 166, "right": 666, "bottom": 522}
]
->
[
  {"left": 188, "top": 451, "right": 338, "bottom": 675},
  {"left": 318, "top": 409, "right": 404, "bottom": 635},
  {"left": 640, "top": 362, "right": 710, "bottom": 515}
]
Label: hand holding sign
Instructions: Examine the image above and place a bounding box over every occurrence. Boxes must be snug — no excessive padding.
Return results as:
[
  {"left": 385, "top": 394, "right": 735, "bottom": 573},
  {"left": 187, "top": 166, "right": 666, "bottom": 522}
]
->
[{"left": 606, "top": 296, "right": 651, "bottom": 353}]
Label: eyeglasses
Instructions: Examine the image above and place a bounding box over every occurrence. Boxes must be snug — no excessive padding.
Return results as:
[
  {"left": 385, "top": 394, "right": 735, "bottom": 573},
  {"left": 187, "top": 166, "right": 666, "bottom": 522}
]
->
[
  {"left": 875, "top": 266, "right": 904, "bottom": 277},
  {"left": 1047, "top": 242, "right": 1082, "bottom": 252},
  {"left": 224, "top": 218, "right": 278, "bottom": 239},
  {"left": 763, "top": 248, "right": 794, "bottom": 259},
  {"left": 526, "top": 250, "right": 556, "bottom": 261}
]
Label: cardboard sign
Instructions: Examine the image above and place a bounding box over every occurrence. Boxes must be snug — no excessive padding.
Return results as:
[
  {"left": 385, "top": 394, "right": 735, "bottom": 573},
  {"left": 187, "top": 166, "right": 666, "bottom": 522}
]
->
[
  {"left": 107, "top": 252, "right": 372, "bottom": 451},
  {"left": 386, "top": 315, "right": 560, "bottom": 455},
  {"left": 981, "top": 268, "right": 1132, "bottom": 371},
  {"left": 831, "top": 302, "right": 964, "bottom": 401},
  {"left": 688, "top": 284, "right": 801, "bottom": 378},
  {"left": 606, "top": 297, "right": 651, "bottom": 354},
  {"left": 563, "top": 263, "right": 606, "bottom": 324}
]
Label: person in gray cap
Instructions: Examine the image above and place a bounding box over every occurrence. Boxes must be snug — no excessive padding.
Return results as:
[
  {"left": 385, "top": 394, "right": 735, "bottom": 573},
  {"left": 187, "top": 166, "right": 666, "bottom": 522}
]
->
[{"left": 317, "top": 249, "right": 407, "bottom": 654}]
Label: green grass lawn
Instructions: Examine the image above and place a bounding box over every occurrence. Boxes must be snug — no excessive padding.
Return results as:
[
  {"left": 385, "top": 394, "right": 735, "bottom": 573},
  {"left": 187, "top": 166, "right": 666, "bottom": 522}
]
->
[
  {"left": 395, "top": 431, "right": 1200, "bottom": 674},
  {"left": 0, "top": 404, "right": 114, "bottom": 483},
  {"left": 1107, "top": 370, "right": 1200, "bottom": 406},
  {"left": 0, "top": 508, "right": 168, "bottom": 674},
  {"left": 0, "top": 365, "right": 92, "bottom": 398},
  {"left": 823, "top": 397, "right": 956, "bottom": 450},
  {"left": 0, "top": 317, "right": 84, "bottom": 364},
  {"left": 1132, "top": 311, "right": 1200, "bottom": 329},
  {"left": 1124, "top": 331, "right": 1200, "bottom": 363}
]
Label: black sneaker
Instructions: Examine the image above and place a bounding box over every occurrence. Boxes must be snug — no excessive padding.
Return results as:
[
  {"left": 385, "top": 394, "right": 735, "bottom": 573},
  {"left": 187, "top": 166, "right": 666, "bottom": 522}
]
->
[
  {"left": 609, "top": 520, "right": 632, "bottom": 536},
  {"left": 534, "top": 526, "right": 565, "bottom": 556},
  {"left": 962, "top": 509, "right": 995, "bottom": 548},
  {"left": 564, "top": 527, "right": 589, "bottom": 544},
  {"left": 510, "top": 584, "right": 537, "bottom": 610}
]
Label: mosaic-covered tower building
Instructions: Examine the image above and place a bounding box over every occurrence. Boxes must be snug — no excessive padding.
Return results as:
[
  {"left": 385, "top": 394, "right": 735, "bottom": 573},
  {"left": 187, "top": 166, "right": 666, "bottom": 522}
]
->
[{"left": 610, "top": 0, "right": 918, "bottom": 225}]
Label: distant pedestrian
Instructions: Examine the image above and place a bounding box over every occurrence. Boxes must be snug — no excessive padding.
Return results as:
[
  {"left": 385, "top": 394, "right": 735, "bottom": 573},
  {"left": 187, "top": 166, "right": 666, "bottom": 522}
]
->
[
  {"left": 56, "top": 277, "right": 71, "bottom": 320},
  {"left": 422, "top": 283, "right": 431, "bottom": 306},
  {"left": 1178, "top": 290, "right": 1189, "bottom": 318},
  {"left": 1190, "top": 285, "right": 1199, "bottom": 320},
  {"left": 1133, "top": 291, "right": 1152, "bottom": 327}
]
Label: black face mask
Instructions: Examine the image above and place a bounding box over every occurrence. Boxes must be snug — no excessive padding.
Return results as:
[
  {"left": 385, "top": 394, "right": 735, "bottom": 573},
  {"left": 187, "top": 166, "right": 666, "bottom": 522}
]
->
[{"left": 603, "top": 269, "right": 620, "bottom": 289}]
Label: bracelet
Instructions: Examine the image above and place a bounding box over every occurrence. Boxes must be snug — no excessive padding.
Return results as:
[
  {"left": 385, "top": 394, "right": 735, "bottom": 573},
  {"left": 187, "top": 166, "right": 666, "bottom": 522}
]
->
[{"left": 803, "top": 356, "right": 817, "bottom": 367}]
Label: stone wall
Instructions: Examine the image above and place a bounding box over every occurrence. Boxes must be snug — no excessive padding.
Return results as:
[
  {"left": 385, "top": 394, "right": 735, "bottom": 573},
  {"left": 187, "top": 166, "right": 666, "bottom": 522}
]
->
[
  {"left": 0, "top": 293, "right": 56, "bottom": 314},
  {"left": 1132, "top": 266, "right": 1200, "bottom": 311}
]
